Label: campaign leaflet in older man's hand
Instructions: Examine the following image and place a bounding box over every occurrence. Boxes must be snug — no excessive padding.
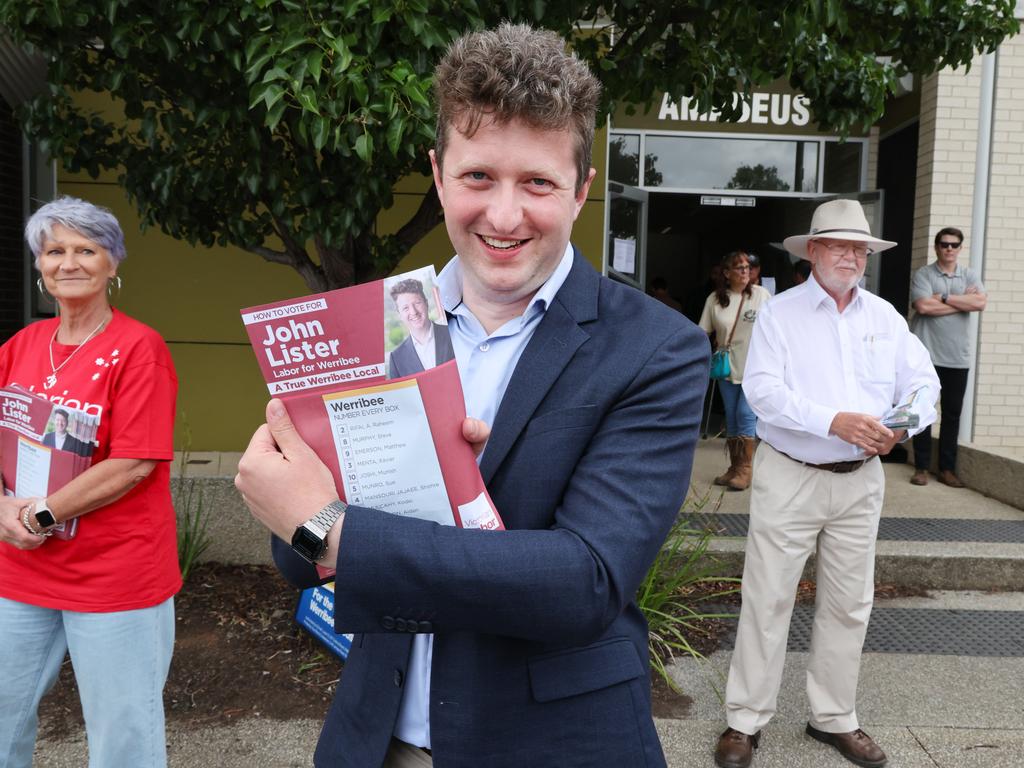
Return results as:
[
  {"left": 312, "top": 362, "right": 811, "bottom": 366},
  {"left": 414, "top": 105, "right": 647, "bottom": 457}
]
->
[
  {"left": 240, "top": 266, "right": 503, "bottom": 548},
  {"left": 0, "top": 385, "right": 99, "bottom": 540}
]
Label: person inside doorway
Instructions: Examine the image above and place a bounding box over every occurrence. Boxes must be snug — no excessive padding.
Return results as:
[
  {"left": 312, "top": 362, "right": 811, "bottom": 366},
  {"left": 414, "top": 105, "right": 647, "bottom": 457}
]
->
[{"left": 698, "top": 251, "right": 771, "bottom": 491}]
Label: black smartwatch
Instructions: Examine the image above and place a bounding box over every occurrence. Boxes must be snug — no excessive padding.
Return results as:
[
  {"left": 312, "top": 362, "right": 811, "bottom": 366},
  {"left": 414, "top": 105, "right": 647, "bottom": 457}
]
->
[
  {"left": 34, "top": 499, "right": 58, "bottom": 531},
  {"left": 291, "top": 499, "right": 347, "bottom": 564},
  {"left": 940, "top": 292, "right": 948, "bottom": 304}
]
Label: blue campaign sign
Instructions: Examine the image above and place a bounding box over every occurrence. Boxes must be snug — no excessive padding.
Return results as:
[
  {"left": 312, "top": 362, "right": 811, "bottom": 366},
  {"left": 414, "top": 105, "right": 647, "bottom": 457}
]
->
[{"left": 294, "top": 581, "right": 353, "bottom": 660}]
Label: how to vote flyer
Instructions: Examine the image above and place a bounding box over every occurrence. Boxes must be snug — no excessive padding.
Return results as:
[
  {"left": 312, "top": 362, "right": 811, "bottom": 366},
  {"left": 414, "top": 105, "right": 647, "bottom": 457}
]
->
[
  {"left": 0, "top": 385, "right": 98, "bottom": 539},
  {"left": 240, "top": 267, "right": 503, "bottom": 534}
]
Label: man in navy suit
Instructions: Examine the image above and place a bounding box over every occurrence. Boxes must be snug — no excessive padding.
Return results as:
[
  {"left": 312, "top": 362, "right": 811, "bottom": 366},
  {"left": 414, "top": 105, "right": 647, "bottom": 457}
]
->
[
  {"left": 387, "top": 278, "right": 455, "bottom": 379},
  {"left": 42, "top": 409, "right": 91, "bottom": 456},
  {"left": 237, "top": 23, "right": 709, "bottom": 768}
]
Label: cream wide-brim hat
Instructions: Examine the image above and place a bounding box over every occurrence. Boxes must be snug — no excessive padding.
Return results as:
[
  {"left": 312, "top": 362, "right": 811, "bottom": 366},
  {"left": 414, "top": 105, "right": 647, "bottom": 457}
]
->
[{"left": 782, "top": 199, "right": 897, "bottom": 259}]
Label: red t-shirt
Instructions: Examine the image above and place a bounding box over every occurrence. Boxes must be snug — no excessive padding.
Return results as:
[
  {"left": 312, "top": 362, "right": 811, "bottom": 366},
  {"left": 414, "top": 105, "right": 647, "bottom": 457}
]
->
[{"left": 0, "top": 309, "right": 182, "bottom": 611}]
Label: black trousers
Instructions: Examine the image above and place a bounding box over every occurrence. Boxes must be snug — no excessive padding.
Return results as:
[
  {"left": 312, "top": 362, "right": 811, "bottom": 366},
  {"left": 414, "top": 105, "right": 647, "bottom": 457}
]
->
[{"left": 912, "top": 366, "right": 969, "bottom": 472}]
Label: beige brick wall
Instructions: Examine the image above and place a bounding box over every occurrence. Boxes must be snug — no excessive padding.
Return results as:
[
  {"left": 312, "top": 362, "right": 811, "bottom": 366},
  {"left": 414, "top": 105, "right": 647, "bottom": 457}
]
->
[{"left": 914, "top": 37, "right": 1024, "bottom": 455}]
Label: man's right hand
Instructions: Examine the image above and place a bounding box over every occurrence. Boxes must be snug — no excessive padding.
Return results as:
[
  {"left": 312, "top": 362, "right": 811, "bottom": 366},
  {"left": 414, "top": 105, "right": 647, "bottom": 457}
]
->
[
  {"left": 829, "top": 412, "right": 895, "bottom": 456},
  {"left": 236, "top": 399, "right": 340, "bottom": 543}
]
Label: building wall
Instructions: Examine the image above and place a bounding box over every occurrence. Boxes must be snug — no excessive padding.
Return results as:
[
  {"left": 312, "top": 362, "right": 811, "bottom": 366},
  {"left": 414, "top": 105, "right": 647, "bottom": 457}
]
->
[
  {"left": 976, "top": 35, "right": 1024, "bottom": 452},
  {"left": 914, "top": 36, "right": 1024, "bottom": 456}
]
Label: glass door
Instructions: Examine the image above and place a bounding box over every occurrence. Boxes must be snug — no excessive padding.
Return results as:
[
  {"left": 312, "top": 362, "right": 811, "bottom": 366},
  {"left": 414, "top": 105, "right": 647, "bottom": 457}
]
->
[{"left": 605, "top": 181, "right": 648, "bottom": 291}]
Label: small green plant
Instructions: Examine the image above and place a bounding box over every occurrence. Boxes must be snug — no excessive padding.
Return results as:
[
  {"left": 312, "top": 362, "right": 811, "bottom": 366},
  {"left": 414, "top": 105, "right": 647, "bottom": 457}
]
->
[
  {"left": 175, "top": 415, "right": 211, "bottom": 582},
  {"left": 638, "top": 487, "right": 739, "bottom": 692}
]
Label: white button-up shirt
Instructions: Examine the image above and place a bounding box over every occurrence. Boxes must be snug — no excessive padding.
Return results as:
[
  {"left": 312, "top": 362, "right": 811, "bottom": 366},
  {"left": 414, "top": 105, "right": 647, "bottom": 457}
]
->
[{"left": 743, "top": 274, "right": 939, "bottom": 464}]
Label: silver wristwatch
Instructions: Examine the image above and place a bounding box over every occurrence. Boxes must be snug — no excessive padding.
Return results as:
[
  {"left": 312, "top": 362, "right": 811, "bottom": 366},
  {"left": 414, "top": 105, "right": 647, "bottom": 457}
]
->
[{"left": 290, "top": 499, "right": 347, "bottom": 564}]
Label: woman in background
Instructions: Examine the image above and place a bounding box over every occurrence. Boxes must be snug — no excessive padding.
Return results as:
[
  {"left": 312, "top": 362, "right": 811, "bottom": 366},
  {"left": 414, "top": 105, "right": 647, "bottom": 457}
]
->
[
  {"left": 699, "top": 250, "right": 771, "bottom": 490},
  {"left": 0, "top": 197, "right": 179, "bottom": 767}
]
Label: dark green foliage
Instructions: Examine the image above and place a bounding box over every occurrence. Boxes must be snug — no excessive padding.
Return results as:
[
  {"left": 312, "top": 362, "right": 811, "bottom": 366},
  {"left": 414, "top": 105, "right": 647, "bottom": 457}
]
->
[{"left": 1, "top": 1, "right": 1016, "bottom": 289}]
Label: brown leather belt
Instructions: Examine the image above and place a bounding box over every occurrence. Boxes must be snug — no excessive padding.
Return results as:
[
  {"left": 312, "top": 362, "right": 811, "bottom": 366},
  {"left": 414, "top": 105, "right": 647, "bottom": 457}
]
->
[{"left": 778, "top": 449, "right": 867, "bottom": 474}]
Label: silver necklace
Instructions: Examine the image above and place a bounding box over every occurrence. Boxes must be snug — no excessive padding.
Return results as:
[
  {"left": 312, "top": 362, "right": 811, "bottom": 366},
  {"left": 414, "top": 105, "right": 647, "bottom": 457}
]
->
[{"left": 45, "top": 314, "right": 109, "bottom": 390}]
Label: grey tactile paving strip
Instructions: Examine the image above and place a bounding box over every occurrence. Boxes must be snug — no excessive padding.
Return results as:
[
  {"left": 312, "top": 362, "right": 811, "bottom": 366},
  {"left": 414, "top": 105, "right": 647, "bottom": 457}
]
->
[
  {"left": 718, "top": 606, "right": 1024, "bottom": 656},
  {"left": 682, "top": 513, "right": 1024, "bottom": 543}
]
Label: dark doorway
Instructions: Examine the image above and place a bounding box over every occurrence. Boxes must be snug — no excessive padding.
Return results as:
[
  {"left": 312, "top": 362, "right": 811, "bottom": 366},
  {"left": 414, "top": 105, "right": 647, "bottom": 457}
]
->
[
  {"left": 643, "top": 193, "right": 820, "bottom": 324},
  {"left": 0, "top": 101, "right": 24, "bottom": 343},
  {"left": 877, "top": 122, "right": 919, "bottom": 316}
]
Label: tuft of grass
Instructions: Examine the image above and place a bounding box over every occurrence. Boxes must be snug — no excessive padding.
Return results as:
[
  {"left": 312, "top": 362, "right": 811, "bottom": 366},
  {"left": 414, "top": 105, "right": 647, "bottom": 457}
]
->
[
  {"left": 175, "top": 415, "right": 212, "bottom": 582},
  {"left": 638, "top": 487, "right": 739, "bottom": 692}
]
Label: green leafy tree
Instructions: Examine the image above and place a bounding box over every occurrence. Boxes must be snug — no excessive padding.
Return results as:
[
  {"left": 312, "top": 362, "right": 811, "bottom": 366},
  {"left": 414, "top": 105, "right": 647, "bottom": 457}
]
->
[
  {"left": 1, "top": 0, "right": 1017, "bottom": 290},
  {"left": 726, "top": 164, "right": 790, "bottom": 192}
]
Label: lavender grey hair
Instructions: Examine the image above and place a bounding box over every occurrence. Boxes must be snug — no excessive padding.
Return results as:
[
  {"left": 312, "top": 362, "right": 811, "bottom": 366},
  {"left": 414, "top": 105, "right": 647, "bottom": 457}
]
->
[
  {"left": 25, "top": 196, "right": 127, "bottom": 268},
  {"left": 432, "top": 23, "right": 601, "bottom": 195}
]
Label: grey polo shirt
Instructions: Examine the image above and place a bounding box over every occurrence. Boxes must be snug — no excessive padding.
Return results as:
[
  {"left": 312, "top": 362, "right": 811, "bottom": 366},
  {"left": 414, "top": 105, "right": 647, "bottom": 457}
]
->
[{"left": 909, "top": 261, "right": 984, "bottom": 369}]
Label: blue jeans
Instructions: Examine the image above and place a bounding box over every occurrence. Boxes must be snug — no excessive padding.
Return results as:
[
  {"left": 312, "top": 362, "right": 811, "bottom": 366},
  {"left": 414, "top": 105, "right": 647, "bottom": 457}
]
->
[
  {"left": 719, "top": 380, "right": 756, "bottom": 437},
  {"left": 0, "top": 596, "right": 174, "bottom": 768}
]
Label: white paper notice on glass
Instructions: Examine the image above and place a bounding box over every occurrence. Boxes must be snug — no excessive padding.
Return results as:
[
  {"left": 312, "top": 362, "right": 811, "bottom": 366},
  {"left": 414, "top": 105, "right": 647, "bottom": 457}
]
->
[
  {"left": 14, "top": 436, "right": 50, "bottom": 498},
  {"left": 612, "top": 237, "right": 636, "bottom": 274},
  {"left": 323, "top": 380, "right": 452, "bottom": 525},
  {"left": 761, "top": 276, "right": 777, "bottom": 296}
]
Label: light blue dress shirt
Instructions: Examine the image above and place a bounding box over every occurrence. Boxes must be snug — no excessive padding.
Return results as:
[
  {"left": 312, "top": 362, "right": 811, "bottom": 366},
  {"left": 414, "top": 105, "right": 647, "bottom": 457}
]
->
[{"left": 393, "top": 243, "right": 575, "bottom": 748}]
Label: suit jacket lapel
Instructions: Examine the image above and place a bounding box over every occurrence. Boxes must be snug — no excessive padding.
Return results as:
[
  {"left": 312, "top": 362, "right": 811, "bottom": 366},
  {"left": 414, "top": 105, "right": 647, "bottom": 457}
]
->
[{"left": 479, "top": 251, "right": 599, "bottom": 483}]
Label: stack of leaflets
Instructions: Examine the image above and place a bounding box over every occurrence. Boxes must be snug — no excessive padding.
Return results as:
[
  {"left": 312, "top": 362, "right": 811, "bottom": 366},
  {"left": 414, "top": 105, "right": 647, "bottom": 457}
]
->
[
  {"left": 0, "top": 385, "right": 98, "bottom": 539},
  {"left": 241, "top": 267, "right": 503, "bottom": 538}
]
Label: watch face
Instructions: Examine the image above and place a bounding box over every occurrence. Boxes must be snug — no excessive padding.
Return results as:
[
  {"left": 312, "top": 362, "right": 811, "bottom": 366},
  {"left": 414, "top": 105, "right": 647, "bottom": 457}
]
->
[
  {"left": 291, "top": 526, "right": 326, "bottom": 564},
  {"left": 35, "top": 507, "right": 57, "bottom": 529}
]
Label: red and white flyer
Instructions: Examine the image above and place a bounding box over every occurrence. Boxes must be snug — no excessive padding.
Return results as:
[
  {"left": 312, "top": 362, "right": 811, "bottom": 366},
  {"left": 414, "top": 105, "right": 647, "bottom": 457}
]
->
[
  {"left": 240, "top": 266, "right": 503, "bottom": 538},
  {"left": 0, "top": 385, "right": 98, "bottom": 540}
]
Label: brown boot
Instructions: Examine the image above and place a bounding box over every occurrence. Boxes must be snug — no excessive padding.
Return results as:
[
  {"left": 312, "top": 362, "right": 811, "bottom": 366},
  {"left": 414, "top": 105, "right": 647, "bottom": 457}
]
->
[
  {"left": 714, "top": 437, "right": 741, "bottom": 486},
  {"left": 727, "top": 437, "right": 756, "bottom": 491}
]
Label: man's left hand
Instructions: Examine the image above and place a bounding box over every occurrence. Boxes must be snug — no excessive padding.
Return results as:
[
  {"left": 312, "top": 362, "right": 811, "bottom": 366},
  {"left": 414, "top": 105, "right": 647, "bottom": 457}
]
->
[{"left": 874, "top": 428, "right": 907, "bottom": 457}]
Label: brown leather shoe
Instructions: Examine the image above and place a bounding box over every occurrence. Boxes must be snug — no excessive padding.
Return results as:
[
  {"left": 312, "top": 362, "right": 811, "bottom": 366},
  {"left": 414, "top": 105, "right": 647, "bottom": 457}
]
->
[
  {"left": 714, "top": 727, "right": 760, "bottom": 768},
  {"left": 937, "top": 470, "right": 965, "bottom": 488},
  {"left": 805, "top": 724, "right": 887, "bottom": 767},
  {"left": 910, "top": 470, "right": 928, "bottom": 486}
]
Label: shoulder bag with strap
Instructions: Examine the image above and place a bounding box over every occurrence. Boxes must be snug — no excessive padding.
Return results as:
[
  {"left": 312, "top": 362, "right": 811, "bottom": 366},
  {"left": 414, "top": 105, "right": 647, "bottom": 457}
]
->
[{"left": 709, "top": 293, "right": 746, "bottom": 380}]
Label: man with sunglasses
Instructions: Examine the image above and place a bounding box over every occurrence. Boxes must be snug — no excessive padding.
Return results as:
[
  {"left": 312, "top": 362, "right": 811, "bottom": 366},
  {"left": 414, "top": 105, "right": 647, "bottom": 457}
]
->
[
  {"left": 909, "top": 228, "right": 987, "bottom": 487},
  {"left": 714, "top": 199, "right": 939, "bottom": 768}
]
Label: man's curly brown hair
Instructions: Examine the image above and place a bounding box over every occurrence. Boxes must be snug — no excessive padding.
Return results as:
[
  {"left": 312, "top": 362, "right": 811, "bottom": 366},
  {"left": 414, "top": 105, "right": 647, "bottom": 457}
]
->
[{"left": 432, "top": 23, "right": 601, "bottom": 194}]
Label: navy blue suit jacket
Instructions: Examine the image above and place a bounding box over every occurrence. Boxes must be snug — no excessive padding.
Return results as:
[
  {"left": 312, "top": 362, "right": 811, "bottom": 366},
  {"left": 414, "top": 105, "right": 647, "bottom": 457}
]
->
[
  {"left": 273, "top": 251, "right": 710, "bottom": 767},
  {"left": 387, "top": 322, "right": 456, "bottom": 379}
]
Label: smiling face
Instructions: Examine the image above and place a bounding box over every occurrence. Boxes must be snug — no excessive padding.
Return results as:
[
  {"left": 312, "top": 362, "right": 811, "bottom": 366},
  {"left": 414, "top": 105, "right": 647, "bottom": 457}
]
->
[
  {"left": 807, "top": 238, "right": 868, "bottom": 301},
  {"left": 395, "top": 292, "right": 431, "bottom": 335},
  {"left": 431, "top": 117, "right": 595, "bottom": 322},
  {"left": 53, "top": 412, "right": 68, "bottom": 435},
  {"left": 37, "top": 223, "right": 117, "bottom": 309}
]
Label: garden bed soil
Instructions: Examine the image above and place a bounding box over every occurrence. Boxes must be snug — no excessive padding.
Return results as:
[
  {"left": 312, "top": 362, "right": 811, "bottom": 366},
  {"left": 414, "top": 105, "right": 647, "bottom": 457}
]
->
[{"left": 38, "top": 567, "right": 930, "bottom": 737}]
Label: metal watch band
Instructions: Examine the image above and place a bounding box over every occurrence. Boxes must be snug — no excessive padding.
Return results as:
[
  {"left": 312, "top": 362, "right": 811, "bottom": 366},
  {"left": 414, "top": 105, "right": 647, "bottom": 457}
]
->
[{"left": 307, "top": 499, "right": 347, "bottom": 535}]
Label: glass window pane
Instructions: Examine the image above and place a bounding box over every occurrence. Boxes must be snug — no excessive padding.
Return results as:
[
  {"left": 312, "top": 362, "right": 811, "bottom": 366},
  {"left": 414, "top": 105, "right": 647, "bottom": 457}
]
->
[
  {"left": 643, "top": 135, "right": 820, "bottom": 192},
  {"left": 823, "top": 141, "right": 863, "bottom": 193},
  {"left": 608, "top": 134, "right": 640, "bottom": 186}
]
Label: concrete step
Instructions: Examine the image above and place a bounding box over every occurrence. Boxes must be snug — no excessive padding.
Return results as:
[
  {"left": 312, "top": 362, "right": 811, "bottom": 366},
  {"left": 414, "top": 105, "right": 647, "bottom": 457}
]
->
[{"left": 690, "top": 439, "right": 1024, "bottom": 591}]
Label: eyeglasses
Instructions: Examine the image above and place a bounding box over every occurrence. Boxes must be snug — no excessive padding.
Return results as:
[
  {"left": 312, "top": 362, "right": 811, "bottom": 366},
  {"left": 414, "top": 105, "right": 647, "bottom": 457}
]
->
[
  {"left": 818, "top": 242, "right": 872, "bottom": 259},
  {"left": 730, "top": 265, "right": 750, "bottom": 272},
  {"left": 937, "top": 242, "right": 962, "bottom": 249}
]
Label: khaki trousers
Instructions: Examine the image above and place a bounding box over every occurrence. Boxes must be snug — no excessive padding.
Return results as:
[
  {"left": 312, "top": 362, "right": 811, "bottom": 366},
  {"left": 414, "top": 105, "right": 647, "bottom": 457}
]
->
[
  {"left": 725, "top": 443, "right": 884, "bottom": 735},
  {"left": 383, "top": 738, "right": 434, "bottom": 767}
]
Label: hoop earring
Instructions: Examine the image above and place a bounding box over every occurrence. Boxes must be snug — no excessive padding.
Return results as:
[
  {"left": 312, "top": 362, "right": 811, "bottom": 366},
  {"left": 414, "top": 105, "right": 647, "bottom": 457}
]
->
[
  {"left": 107, "top": 275, "right": 122, "bottom": 301},
  {"left": 36, "top": 277, "right": 53, "bottom": 301}
]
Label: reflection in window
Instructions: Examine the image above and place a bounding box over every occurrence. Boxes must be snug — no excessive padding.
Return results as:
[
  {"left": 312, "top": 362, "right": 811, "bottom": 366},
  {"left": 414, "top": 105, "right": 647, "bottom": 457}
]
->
[
  {"left": 609, "top": 134, "right": 640, "bottom": 186},
  {"left": 823, "top": 141, "right": 863, "bottom": 193},
  {"left": 643, "top": 135, "right": 819, "bottom": 192}
]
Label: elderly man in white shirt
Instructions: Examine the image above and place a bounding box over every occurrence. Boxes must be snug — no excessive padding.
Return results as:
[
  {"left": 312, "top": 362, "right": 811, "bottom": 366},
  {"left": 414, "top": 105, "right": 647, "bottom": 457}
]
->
[{"left": 714, "top": 200, "right": 939, "bottom": 768}]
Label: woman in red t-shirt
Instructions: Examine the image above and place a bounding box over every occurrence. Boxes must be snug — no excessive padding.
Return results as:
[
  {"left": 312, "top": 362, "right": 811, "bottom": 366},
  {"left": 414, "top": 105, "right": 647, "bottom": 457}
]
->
[{"left": 0, "top": 197, "right": 179, "bottom": 768}]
